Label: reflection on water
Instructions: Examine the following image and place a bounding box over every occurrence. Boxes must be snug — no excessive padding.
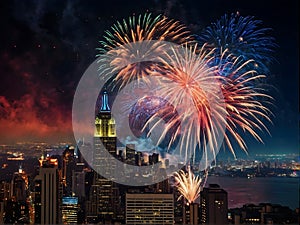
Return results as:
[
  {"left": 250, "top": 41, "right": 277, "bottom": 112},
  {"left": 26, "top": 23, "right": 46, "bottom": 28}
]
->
[{"left": 206, "top": 176, "right": 299, "bottom": 210}]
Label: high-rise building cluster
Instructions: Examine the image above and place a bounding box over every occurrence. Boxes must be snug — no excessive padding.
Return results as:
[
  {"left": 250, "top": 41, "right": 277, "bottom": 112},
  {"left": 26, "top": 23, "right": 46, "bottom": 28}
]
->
[{"left": 0, "top": 92, "right": 297, "bottom": 224}]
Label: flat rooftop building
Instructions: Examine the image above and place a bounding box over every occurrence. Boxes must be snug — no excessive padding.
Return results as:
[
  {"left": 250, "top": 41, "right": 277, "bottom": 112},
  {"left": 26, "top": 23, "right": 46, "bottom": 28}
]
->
[{"left": 126, "top": 193, "right": 174, "bottom": 225}]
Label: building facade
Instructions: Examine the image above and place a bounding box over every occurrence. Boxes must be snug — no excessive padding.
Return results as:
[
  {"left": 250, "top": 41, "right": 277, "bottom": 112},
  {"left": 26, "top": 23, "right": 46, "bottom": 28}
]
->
[
  {"left": 87, "top": 91, "right": 121, "bottom": 223},
  {"left": 200, "top": 183, "right": 228, "bottom": 225},
  {"left": 126, "top": 193, "right": 174, "bottom": 225},
  {"left": 34, "top": 158, "right": 61, "bottom": 224},
  {"left": 61, "top": 197, "right": 79, "bottom": 224}
]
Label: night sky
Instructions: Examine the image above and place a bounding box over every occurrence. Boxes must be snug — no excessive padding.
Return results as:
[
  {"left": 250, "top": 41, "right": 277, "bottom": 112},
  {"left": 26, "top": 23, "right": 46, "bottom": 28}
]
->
[{"left": 0, "top": 0, "right": 298, "bottom": 155}]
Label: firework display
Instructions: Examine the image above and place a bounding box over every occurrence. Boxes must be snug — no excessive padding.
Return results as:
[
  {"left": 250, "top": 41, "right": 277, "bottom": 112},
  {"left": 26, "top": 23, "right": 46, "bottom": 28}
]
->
[
  {"left": 96, "top": 12, "right": 275, "bottom": 170},
  {"left": 149, "top": 44, "right": 226, "bottom": 165},
  {"left": 197, "top": 12, "right": 277, "bottom": 75},
  {"left": 218, "top": 56, "right": 273, "bottom": 157},
  {"left": 173, "top": 167, "right": 203, "bottom": 203},
  {"left": 97, "top": 13, "right": 194, "bottom": 89}
]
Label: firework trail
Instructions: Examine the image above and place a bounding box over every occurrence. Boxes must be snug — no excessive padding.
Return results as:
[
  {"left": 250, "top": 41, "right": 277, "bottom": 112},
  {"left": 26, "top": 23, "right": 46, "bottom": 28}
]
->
[
  {"left": 217, "top": 54, "right": 273, "bottom": 157},
  {"left": 197, "top": 12, "right": 276, "bottom": 75},
  {"left": 195, "top": 12, "right": 275, "bottom": 156},
  {"left": 97, "top": 13, "right": 194, "bottom": 89},
  {"left": 173, "top": 167, "right": 203, "bottom": 204},
  {"left": 148, "top": 44, "right": 226, "bottom": 165}
]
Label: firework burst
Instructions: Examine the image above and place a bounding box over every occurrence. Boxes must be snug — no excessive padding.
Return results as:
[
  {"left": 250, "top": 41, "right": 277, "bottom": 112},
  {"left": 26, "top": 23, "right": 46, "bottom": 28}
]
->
[
  {"left": 146, "top": 44, "right": 227, "bottom": 165},
  {"left": 197, "top": 12, "right": 276, "bottom": 75},
  {"left": 149, "top": 44, "right": 273, "bottom": 160},
  {"left": 97, "top": 13, "right": 194, "bottom": 89},
  {"left": 173, "top": 167, "right": 203, "bottom": 203},
  {"left": 218, "top": 56, "right": 273, "bottom": 157}
]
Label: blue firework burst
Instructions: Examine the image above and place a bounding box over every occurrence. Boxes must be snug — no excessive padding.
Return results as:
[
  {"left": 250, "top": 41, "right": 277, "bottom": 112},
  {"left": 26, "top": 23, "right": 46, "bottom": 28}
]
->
[{"left": 197, "top": 12, "right": 277, "bottom": 75}]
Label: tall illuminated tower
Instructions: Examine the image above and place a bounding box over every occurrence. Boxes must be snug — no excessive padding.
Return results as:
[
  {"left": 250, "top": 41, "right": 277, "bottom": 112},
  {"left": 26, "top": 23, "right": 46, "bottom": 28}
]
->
[
  {"left": 11, "top": 167, "right": 26, "bottom": 202},
  {"left": 200, "top": 184, "right": 228, "bottom": 225},
  {"left": 62, "top": 146, "right": 76, "bottom": 196},
  {"left": 34, "top": 157, "right": 61, "bottom": 224},
  {"left": 94, "top": 90, "right": 117, "bottom": 171},
  {"left": 87, "top": 91, "right": 120, "bottom": 223},
  {"left": 94, "top": 90, "right": 115, "bottom": 137}
]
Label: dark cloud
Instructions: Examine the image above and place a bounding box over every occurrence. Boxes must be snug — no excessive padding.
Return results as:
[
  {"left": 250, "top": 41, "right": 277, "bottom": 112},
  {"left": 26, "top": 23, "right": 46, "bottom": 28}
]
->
[{"left": 0, "top": 93, "right": 72, "bottom": 144}]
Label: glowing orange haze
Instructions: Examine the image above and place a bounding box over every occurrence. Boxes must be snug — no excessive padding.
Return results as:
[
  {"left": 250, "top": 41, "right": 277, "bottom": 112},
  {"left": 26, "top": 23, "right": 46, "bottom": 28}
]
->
[{"left": 0, "top": 95, "right": 74, "bottom": 144}]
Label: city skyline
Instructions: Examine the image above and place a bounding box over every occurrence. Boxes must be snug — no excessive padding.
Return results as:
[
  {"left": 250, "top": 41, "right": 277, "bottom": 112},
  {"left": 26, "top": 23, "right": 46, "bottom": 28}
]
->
[
  {"left": 0, "top": 94, "right": 298, "bottom": 223},
  {"left": 0, "top": 1, "right": 299, "bottom": 224},
  {"left": 0, "top": 0, "right": 298, "bottom": 157},
  {"left": 0, "top": 139, "right": 298, "bottom": 224}
]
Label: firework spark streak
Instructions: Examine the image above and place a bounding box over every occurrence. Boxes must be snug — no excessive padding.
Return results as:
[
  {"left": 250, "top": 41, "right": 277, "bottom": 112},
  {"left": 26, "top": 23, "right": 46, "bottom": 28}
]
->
[
  {"left": 197, "top": 12, "right": 277, "bottom": 75},
  {"left": 148, "top": 44, "right": 226, "bottom": 165},
  {"left": 203, "top": 49, "right": 274, "bottom": 157},
  {"left": 153, "top": 44, "right": 273, "bottom": 159},
  {"left": 97, "top": 13, "right": 195, "bottom": 89},
  {"left": 173, "top": 167, "right": 203, "bottom": 204}
]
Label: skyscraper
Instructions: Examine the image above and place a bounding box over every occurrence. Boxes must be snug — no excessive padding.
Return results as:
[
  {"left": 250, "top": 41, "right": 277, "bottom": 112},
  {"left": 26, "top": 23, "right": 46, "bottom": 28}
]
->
[
  {"left": 183, "top": 203, "right": 199, "bottom": 225},
  {"left": 72, "top": 170, "right": 86, "bottom": 201},
  {"left": 10, "top": 169, "right": 26, "bottom": 202},
  {"left": 94, "top": 90, "right": 117, "bottom": 176},
  {"left": 34, "top": 157, "right": 61, "bottom": 224},
  {"left": 8, "top": 167, "right": 29, "bottom": 224},
  {"left": 200, "top": 183, "right": 228, "bottom": 225},
  {"left": 87, "top": 91, "right": 121, "bottom": 223},
  {"left": 62, "top": 146, "right": 76, "bottom": 196}
]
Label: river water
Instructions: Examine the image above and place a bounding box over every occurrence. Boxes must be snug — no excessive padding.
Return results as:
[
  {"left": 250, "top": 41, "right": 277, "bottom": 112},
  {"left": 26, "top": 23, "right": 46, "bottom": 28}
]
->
[{"left": 206, "top": 176, "right": 299, "bottom": 210}]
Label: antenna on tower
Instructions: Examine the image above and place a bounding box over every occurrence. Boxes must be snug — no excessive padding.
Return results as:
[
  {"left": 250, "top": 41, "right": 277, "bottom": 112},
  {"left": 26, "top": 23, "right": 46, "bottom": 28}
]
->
[{"left": 100, "top": 90, "right": 110, "bottom": 112}]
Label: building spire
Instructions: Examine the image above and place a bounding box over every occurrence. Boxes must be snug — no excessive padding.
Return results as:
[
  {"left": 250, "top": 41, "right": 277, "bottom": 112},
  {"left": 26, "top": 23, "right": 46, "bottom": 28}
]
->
[{"left": 100, "top": 90, "right": 110, "bottom": 112}]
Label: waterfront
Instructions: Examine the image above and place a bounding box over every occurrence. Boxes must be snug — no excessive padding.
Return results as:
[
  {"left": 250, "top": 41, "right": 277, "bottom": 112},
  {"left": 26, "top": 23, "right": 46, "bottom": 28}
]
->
[{"left": 207, "top": 176, "right": 299, "bottom": 210}]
